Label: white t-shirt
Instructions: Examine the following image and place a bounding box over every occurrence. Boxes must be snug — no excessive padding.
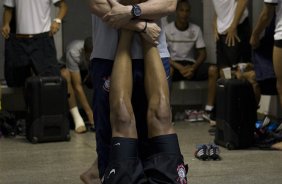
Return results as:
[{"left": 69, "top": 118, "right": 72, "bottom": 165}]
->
[
  {"left": 164, "top": 22, "right": 206, "bottom": 62},
  {"left": 91, "top": 15, "right": 170, "bottom": 60},
  {"left": 265, "top": 0, "right": 282, "bottom": 40},
  {"left": 212, "top": 0, "right": 249, "bottom": 34},
  {"left": 3, "top": 0, "right": 60, "bottom": 34}
]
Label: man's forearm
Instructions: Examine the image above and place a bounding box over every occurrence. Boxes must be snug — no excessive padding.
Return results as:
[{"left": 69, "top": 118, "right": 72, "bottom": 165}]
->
[
  {"left": 138, "top": 0, "right": 176, "bottom": 20},
  {"left": 89, "top": 0, "right": 176, "bottom": 20},
  {"left": 252, "top": 4, "right": 275, "bottom": 37},
  {"left": 88, "top": 0, "right": 112, "bottom": 17},
  {"left": 193, "top": 49, "right": 207, "bottom": 70},
  {"left": 55, "top": 0, "right": 68, "bottom": 20},
  {"left": 230, "top": 0, "right": 248, "bottom": 29},
  {"left": 2, "top": 7, "right": 13, "bottom": 27}
]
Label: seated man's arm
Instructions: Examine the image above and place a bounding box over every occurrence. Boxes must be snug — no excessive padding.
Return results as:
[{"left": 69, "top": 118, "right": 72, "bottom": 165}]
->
[{"left": 192, "top": 48, "right": 207, "bottom": 71}]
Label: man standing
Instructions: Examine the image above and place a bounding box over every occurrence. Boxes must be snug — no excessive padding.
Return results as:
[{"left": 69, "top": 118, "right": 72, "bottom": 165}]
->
[
  {"left": 1, "top": 0, "right": 67, "bottom": 87},
  {"left": 212, "top": 0, "right": 251, "bottom": 69},
  {"left": 250, "top": 0, "right": 282, "bottom": 150}
]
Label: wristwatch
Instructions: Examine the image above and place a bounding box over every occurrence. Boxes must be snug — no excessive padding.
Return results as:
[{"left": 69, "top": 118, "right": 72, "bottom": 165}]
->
[
  {"left": 53, "top": 18, "right": 62, "bottom": 24},
  {"left": 131, "top": 4, "right": 142, "bottom": 19}
]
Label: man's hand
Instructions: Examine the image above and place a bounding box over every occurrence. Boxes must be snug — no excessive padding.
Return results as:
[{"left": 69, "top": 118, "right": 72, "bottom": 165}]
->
[
  {"left": 103, "top": 0, "right": 132, "bottom": 28},
  {"left": 249, "top": 34, "right": 260, "bottom": 49},
  {"left": 179, "top": 65, "right": 195, "bottom": 79},
  {"left": 49, "top": 22, "right": 60, "bottom": 36},
  {"left": 170, "top": 60, "right": 195, "bottom": 79},
  {"left": 140, "top": 22, "right": 160, "bottom": 45},
  {"left": 225, "top": 26, "right": 240, "bottom": 47},
  {"left": 1, "top": 25, "right": 10, "bottom": 39}
]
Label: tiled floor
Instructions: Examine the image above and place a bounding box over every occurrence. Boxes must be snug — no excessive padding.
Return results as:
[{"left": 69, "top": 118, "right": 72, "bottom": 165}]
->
[{"left": 1, "top": 121, "right": 282, "bottom": 184}]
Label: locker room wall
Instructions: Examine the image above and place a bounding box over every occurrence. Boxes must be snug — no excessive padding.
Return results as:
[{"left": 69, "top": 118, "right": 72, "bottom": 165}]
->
[{"left": 62, "top": 0, "right": 92, "bottom": 54}]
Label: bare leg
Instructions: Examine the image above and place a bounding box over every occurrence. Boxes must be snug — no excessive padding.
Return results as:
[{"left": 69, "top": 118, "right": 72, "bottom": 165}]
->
[
  {"left": 206, "top": 65, "right": 218, "bottom": 106},
  {"left": 271, "top": 47, "right": 282, "bottom": 151},
  {"left": 80, "top": 158, "right": 100, "bottom": 184},
  {"left": 273, "top": 46, "right": 282, "bottom": 109},
  {"left": 70, "top": 71, "right": 94, "bottom": 125},
  {"left": 142, "top": 41, "right": 174, "bottom": 137},
  {"left": 61, "top": 68, "right": 86, "bottom": 133},
  {"left": 110, "top": 29, "right": 137, "bottom": 138}
]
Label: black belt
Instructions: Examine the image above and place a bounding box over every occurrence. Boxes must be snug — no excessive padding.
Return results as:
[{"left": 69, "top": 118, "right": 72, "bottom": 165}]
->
[{"left": 15, "top": 32, "right": 49, "bottom": 39}]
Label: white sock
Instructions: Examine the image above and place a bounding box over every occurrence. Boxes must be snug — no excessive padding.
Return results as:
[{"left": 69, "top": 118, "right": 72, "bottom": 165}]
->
[
  {"left": 205, "top": 105, "right": 214, "bottom": 112},
  {"left": 70, "top": 106, "right": 85, "bottom": 129}
]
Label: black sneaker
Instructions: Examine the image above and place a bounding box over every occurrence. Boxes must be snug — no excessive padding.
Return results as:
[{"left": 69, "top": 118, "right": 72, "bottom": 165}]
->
[
  {"left": 194, "top": 144, "right": 209, "bottom": 161},
  {"left": 203, "top": 110, "right": 216, "bottom": 126},
  {"left": 202, "top": 110, "right": 212, "bottom": 121},
  {"left": 208, "top": 144, "right": 221, "bottom": 160}
]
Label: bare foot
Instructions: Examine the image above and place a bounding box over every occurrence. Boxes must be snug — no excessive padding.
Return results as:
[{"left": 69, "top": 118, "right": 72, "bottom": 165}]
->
[
  {"left": 80, "top": 159, "right": 100, "bottom": 184},
  {"left": 271, "top": 141, "right": 282, "bottom": 150},
  {"left": 75, "top": 125, "right": 87, "bottom": 134}
]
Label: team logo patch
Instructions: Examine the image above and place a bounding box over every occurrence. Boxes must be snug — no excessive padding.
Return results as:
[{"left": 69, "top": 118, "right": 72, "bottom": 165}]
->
[
  {"left": 103, "top": 77, "right": 111, "bottom": 92},
  {"left": 176, "top": 164, "right": 187, "bottom": 184},
  {"left": 188, "top": 30, "right": 195, "bottom": 39}
]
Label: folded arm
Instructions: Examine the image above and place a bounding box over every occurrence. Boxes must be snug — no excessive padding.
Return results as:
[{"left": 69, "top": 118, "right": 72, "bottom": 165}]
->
[{"left": 89, "top": 0, "right": 176, "bottom": 28}]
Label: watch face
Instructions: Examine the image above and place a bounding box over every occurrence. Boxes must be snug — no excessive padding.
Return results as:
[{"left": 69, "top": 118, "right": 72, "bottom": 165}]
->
[{"left": 133, "top": 5, "right": 141, "bottom": 17}]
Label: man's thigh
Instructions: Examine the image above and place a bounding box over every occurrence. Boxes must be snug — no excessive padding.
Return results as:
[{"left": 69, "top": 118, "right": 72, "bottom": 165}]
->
[{"left": 192, "top": 63, "right": 211, "bottom": 80}]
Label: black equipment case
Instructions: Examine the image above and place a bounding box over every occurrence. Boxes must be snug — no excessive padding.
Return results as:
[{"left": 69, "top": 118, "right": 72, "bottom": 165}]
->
[
  {"left": 215, "top": 79, "right": 257, "bottom": 149},
  {"left": 25, "top": 76, "right": 70, "bottom": 143}
]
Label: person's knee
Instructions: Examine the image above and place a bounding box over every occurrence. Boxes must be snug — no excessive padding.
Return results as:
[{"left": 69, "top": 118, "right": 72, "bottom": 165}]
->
[
  {"left": 208, "top": 65, "right": 218, "bottom": 78},
  {"left": 110, "top": 98, "right": 134, "bottom": 130},
  {"left": 60, "top": 68, "right": 69, "bottom": 80},
  {"left": 147, "top": 95, "right": 171, "bottom": 125}
]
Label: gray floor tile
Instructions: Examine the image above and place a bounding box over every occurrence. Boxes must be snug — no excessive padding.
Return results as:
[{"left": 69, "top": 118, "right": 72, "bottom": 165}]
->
[{"left": 0, "top": 122, "right": 281, "bottom": 184}]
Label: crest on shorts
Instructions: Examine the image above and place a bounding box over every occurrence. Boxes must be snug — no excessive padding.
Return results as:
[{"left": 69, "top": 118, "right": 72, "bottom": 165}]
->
[
  {"left": 176, "top": 164, "right": 187, "bottom": 184},
  {"left": 103, "top": 77, "right": 111, "bottom": 92}
]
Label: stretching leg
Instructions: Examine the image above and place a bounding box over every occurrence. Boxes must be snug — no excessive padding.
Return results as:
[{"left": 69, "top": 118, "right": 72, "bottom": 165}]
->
[{"left": 109, "top": 30, "right": 137, "bottom": 138}]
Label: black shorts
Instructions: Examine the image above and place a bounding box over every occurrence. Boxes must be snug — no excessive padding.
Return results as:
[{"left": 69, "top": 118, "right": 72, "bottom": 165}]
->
[
  {"left": 216, "top": 18, "right": 252, "bottom": 69},
  {"left": 102, "top": 153, "right": 188, "bottom": 184},
  {"left": 4, "top": 32, "right": 60, "bottom": 87},
  {"left": 172, "top": 60, "right": 212, "bottom": 81},
  {"left": 143, "top": 153, "right": 188, "bottom": 184},
  {"left": 274, "top": 39, "right": 282, "bottom": 48},
  {"left": 102, "top": 158, "right": 147, "bottom": 184}
]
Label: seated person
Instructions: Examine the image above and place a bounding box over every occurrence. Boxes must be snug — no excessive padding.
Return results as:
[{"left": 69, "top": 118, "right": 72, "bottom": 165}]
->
[
  {"left": 164, "top": 0, "right": 218, "bottom": 123},
  {"left": 60, "top": 37, "right": 94, "bottom": 133}
]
